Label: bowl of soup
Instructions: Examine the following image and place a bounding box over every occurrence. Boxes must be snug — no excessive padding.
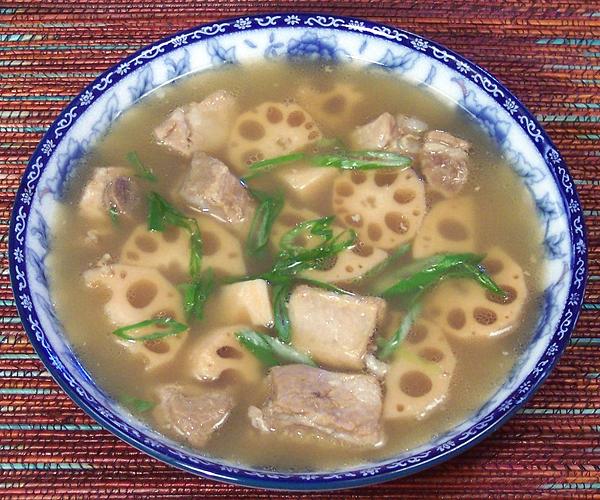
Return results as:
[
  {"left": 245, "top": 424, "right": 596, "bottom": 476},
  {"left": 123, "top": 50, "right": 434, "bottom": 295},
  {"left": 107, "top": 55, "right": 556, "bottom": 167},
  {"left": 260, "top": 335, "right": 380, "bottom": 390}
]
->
[{"left": 9, "top": 14, "right": 587, "bottom": 490}]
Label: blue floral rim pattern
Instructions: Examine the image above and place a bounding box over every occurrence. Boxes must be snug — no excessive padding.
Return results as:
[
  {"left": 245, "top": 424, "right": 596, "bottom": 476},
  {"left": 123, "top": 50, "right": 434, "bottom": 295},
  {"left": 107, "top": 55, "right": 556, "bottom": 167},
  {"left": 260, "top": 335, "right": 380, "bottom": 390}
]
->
[{"left": 8, "top": 13, "right": 587, "bottom": 491}]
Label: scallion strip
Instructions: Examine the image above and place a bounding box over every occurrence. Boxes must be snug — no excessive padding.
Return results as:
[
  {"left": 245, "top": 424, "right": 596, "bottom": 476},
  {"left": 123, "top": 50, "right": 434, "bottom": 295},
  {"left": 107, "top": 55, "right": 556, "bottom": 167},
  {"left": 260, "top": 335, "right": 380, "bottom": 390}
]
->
[
  {"left": 235, "top": 329, "right": 317, "bottom": 367},
  {"left": 272, "top": 281, "right": 293, "bottom": 343},
  {"left": 242, "top": 148, "right": 412, "bottom": 181},
  {"left": 108, "top": 205, "right": 120, "bottom": 225},
  {"left": 119, "top": 395, "right": 155, "bottom": 413},
  {"left": 243, "top": 152, "right": 306, "bottom": 180},
  {"left": 126, "top": 151, "right": 156, "bottom": 182},
  {"left": 377, "top": 301, "right": 422, "bottom": 360},
  {"left": 311, "top": 150, "right": 412, "bottom": 170},
  {"left": 112, "top": 317, "right": 188, "bottom": 342},
  {"left": 245, "top": 188, "right": 284, "bottom": 256},
  {"left": 179, "top": 269, "right": 215, "bottom": 321},
  {"left": 147, "top": 192, "right": 203, "bottom": 278}
]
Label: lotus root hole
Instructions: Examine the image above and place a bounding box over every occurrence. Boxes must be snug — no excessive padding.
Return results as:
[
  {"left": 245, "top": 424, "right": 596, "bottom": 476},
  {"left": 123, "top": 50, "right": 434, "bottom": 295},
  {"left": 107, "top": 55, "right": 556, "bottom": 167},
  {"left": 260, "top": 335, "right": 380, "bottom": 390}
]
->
[
  {"left": 396, "top": 404, "right": 405, "bottom": 412},
  {"left": 216, "top": 345, "right": 243, "bottom": 359},
  {"left": 144, "top": 340, "right": 170, "bottom": 354},
  {"left": 447, "top": 308, "right": 466, "bottom": 329},
  {"left": 486, "top": 285, "right": 517, "bottom": 305},
  {"left": 126, "top": 280, "right": 158, "bottom": 309},
  {"left": 374, "top": 170, "right": 399, "bottom": 187},
  {"left": 308, "top": 130, "right": 320, "bottom": 140},
  {"left": 483, "top": 258, "right": 503, "bottom": 275},
  {"left": 367, "top": 223, "right": 382, "bottom": 241},
  {"left": 323, "top": 95, "right": 346, "bottom": 114},
  {"left": 406, "top": 323, "right": 428, "bottom": 344},
  {"left": 287, "top": 110, "right": 305, "bottom": 127},
  {"left": 351, "top": 171, "right": 367, "bottom": 184},
  {"left": 473, "top": 307, "right": 498, "bottom": 325},
  {"left": 344, "top": 214, "right": 363, "bottom": 228},
  {"left": 335, "top": 182, "right": 354, "bottom": 197},
  {"left": 126, "top": 251, "right": 139, "bottom": 261},
  {"left": 266, "top": 106, "right": 283, "bottom": 123},
  {"left": 239, "top": 120, "right": 265, "bottom": 140},
  {"left": 393, "top": 189, "right": 416, "bottom": 204},
  {"left": 94, "top": 285, "right": 113, "bottom": 304},
  {"left": 218, "top": 368, "right": 243, "bottom": 385},
  {"left": 244, "top": 150, "right": 265, "bottom": 165},
  {"left": 135, "top": 235, "right": 158, "bottom": 253},
  {"left": 166, "top": 262, "right": 185, "bottom": 278},
  {"left": 352, "top": 241, "right": 374, "bottom": 257},
  {"left": 305, "top": 122, "right": 314, "bottom": 130},
  {"left": 202, "top": 231, "right": 220, "bottom": 256},
  {"left": 385, "top": 212, "right": 410, "bottom": 234},
  {"left": 400, "top": 370, "right": 432, "bottom": 398},
  {"left": 162, "top": 225, "right": 180, "bottom": 242},
  {"left": 345, "top": 265, "right": 354, "bottom": 272},
  {"left": 419, "top": 347, "right": 444, "bottom": 363},
  {"left": 319, "top": 255, "right": 338, "bottom": 271},
  {"left": 437, "top": 219, "right": 468, "bottom": 241}
]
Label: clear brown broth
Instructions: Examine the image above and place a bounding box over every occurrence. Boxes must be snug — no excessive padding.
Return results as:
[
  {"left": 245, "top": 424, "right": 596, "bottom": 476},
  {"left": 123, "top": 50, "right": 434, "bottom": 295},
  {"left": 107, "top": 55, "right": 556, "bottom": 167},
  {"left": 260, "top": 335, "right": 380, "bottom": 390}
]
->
[{"left": 49, "top": 61, "right": 544, "bottom": 471}]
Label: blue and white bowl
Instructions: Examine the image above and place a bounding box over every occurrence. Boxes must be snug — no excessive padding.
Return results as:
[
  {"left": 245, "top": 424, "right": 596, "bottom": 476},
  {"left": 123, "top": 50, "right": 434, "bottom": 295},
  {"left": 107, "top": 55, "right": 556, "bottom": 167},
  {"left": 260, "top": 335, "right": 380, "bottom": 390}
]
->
[{"left": 9, "top": 14, "right": 587, "bottom": 490}]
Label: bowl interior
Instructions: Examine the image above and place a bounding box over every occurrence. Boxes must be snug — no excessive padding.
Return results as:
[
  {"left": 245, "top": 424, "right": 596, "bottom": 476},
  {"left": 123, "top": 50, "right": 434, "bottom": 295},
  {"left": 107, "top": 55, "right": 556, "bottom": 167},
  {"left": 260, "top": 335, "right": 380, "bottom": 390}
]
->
[{"left": 9, "top": 14, "right": 587, "bottom": 490}]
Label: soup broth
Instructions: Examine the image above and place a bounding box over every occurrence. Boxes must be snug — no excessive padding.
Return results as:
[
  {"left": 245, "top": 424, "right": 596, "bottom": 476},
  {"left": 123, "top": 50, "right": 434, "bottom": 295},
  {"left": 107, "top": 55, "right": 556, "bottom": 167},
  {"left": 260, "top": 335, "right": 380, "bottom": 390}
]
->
[{"left": 49, "top": 61, "right": 544, "bottom": 471}]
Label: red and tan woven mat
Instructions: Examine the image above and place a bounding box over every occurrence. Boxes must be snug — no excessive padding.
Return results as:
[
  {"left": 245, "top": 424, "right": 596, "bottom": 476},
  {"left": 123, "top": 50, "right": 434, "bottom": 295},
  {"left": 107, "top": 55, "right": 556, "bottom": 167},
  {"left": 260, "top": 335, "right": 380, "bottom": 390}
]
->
[{"left": 1, "top": 1, "right": 599, "bottom": 498}]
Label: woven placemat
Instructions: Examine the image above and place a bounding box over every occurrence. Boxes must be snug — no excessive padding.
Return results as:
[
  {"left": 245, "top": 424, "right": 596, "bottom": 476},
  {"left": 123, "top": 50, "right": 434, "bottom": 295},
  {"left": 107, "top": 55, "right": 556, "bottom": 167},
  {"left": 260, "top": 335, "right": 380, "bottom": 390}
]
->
[{"left": 1, "top": 1, "right": 598, "bottom": 498}]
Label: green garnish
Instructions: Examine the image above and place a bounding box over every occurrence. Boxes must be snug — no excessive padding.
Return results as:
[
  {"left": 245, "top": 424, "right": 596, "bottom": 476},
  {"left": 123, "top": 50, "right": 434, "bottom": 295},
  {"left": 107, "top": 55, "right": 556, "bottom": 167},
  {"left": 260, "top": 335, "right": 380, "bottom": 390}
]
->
[
  {"left": 126, "top": 151, "right": 157, "bottom": 182},
  {"left": 245, "top": 188, "right": 284, "bottom": 256},
  {"left": 242, "top": 152, "right": 306, "bottom": 180},
  {"left": 112, "top": 317, "right": 188, "bottom": 342},
  {"left": 243, "top": 148, "right": 412, "bottom": 180},
  {"left": 147, "top": 192, "right": 203, "bottom": 278},
  {"left": 311, "top": 150, "right": 412, "bottom": 170},
  {"left": 272, "top": 216, "right": 357, "bottom": 276},
  {"left": 179, "top": 269, "right": 215, "bottom": 321},
  {"left": 458, "top": 262, "right": 507, "bottom": 296},
  {"left": 376, "top": 252, "right": 506, "bottom": 298},
  {"left": 272, "top": 281, "right": 293, "bottom": 343},
  {"left": 235, "top": 216, "right": 356, "bottom": 282},
  {"left": 119, "top": 395, "right": 155, "bottom": 413},
  {"left": 377, "top": 301, "right": 422, "bottom": 360},
  {"left": 235, "top": 329, "right": 317, "bottom": 367},
  {"left": 108, "top": 205, "right": 120, "bottom": 225}
]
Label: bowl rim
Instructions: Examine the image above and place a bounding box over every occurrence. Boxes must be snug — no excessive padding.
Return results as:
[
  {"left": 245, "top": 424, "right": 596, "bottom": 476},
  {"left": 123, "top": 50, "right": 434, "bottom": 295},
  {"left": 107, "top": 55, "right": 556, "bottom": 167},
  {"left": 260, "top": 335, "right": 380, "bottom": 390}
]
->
[{"left": 8, "top": 12, "right": 588, "bottom": 491}]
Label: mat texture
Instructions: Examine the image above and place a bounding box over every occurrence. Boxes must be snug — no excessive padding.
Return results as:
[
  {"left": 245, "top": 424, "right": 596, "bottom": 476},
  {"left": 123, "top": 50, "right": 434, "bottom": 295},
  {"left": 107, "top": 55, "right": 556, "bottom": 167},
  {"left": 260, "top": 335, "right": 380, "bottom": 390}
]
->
[{"left": 1, "top": 1, "right": 599, "bottom": 498}]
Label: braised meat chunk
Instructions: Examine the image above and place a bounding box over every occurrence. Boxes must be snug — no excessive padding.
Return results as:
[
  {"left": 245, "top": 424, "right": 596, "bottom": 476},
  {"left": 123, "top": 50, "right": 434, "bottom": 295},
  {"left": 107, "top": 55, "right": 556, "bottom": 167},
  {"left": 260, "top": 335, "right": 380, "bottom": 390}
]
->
[
  {"left": 419, "top": 130, "right": 471, "bottom": 197},
  {"left": 178, "top": 152, "right": 254, "bottom": 224},
  {"left": 154, "top": 90, "right": 238, "bottom": 156},
  {"left": 79, "top": 167, "right": 139, "bottom": 221},
  {"left": 350, "top": 112, "right": 397, "bottom": 150},
  {"left": 249, "top": 365, "right": 384, "bottom": 447},
  {"left": 153, "top": 384, "right": 235, "bottom": 448},
  {"left": 349, "top": 112, "right": 428, "bottom": 157},
  {"left": 288, "top": 285, "right": 386, "bottom": 371}
]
